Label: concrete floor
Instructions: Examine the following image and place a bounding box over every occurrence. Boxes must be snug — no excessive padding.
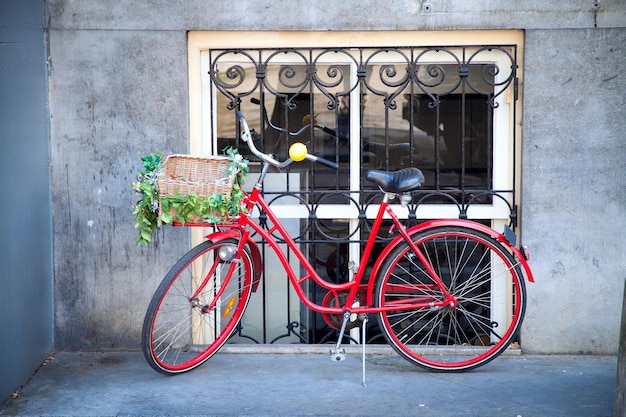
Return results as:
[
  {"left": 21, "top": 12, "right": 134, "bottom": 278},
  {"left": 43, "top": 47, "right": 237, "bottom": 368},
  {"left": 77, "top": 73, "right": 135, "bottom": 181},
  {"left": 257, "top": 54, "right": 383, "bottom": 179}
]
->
[{"left": 0, "top": 347, "right": 617, "bottom": 417}]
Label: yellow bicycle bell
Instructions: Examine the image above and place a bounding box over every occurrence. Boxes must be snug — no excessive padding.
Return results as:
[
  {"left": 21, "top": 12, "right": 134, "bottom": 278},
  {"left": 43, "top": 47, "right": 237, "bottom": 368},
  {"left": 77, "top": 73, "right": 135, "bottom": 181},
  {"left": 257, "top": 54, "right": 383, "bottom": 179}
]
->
[{"left": 289, "top": 142, "right": 308, "bottom": 162}]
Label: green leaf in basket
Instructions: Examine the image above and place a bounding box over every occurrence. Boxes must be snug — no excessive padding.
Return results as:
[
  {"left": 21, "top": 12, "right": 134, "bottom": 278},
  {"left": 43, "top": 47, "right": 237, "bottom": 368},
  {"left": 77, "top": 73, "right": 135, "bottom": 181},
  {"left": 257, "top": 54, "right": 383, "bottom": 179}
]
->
[{"left": 207, "top": 194, "right": 219, "bottom": 209}]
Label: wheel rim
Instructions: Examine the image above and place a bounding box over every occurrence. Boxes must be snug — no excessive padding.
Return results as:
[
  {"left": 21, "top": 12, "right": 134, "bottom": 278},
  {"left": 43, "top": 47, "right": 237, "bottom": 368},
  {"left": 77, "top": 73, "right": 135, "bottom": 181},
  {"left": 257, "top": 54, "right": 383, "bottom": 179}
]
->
[
  {"left": 377, "top": 228, "right": 526, "bottom": 370},
  {"left": 147, "top": 242, "right": 252, "bottom": 373}
]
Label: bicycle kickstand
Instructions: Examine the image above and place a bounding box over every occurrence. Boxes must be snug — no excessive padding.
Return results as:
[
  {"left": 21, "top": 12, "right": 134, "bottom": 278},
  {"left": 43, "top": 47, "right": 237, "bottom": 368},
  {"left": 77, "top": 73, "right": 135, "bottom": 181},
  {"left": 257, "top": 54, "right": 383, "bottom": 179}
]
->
[
  {"left": 329, "top": 311, "right": 350, "bottom": 362},
  {"left": 361, "top": 314, "right": 369, "bottom": 387},
  {"left": 330, "top": 311, "right": 369, "bottom": 387}
]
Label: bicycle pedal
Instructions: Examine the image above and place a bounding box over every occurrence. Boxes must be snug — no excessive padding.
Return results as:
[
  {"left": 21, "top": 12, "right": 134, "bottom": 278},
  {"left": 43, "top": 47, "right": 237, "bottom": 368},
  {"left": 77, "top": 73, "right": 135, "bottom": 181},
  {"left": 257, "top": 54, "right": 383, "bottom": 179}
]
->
[{"left": 329, "top": 348, "right": 346, "bottom": 362}]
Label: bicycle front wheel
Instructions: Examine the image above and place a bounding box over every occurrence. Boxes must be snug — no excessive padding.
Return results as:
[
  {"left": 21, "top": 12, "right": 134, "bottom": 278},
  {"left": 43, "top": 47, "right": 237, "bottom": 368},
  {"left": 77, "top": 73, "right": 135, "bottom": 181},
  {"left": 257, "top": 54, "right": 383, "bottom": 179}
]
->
[
  {"left": 375, "top": 226, "right": 527, "bottom": 371},
  {"left": 142, "top": 238, "right": 253, "bottom": 375}
]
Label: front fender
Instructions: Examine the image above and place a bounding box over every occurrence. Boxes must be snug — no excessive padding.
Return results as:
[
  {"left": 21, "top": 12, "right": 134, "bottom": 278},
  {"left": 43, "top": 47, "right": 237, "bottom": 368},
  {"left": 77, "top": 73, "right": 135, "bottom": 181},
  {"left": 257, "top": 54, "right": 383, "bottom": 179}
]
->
[
  {"left": 205, "top": 230, "right": 263, "bottom": 292},
  {"left": 367, "top": 219, "right": 534, "bottom": 301}
]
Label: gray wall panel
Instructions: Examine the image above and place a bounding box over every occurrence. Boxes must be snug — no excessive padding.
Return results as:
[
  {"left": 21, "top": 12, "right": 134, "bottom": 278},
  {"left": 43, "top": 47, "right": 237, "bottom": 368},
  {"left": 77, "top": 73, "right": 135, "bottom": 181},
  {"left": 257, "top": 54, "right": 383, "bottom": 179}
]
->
[{"left": 0, "top": 0, "right": 54, "bottom": 403}]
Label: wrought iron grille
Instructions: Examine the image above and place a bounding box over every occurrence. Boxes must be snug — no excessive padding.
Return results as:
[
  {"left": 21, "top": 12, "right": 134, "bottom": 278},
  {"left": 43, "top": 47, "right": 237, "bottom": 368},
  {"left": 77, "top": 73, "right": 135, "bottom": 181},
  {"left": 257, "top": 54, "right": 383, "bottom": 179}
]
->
[{"left": 207, "top": 44, "right": 519, "bottom": 344}]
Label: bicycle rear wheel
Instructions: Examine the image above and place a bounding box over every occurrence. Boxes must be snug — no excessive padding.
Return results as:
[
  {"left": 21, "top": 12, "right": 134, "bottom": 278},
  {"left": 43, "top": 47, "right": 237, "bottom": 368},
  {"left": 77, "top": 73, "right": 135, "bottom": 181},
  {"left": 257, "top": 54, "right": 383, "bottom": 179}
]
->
[
  {"left": 375, "top": 226, "right": 527, "bottom": 371},
  {"left": 142, "top": 238, "right": 253, "bottom": 375}
]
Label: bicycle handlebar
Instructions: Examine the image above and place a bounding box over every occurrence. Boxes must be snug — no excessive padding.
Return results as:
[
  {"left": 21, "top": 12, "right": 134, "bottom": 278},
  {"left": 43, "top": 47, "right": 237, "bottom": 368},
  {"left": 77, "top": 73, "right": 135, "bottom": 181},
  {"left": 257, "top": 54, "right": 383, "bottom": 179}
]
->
[{"left": 236, "top": 111, "right": 339, "bottom": 170}]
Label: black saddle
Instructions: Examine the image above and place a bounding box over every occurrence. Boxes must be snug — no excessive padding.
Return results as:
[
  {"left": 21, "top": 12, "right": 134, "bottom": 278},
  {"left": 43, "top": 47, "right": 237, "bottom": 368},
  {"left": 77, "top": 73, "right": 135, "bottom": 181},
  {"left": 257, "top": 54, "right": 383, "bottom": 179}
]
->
[{"left": 364, "top": 168, "right": 425, "bottom": 193}]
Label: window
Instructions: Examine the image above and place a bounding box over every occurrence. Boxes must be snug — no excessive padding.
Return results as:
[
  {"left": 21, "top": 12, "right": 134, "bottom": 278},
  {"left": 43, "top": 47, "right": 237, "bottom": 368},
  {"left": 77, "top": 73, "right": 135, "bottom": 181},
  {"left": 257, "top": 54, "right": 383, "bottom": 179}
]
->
[{"left": 189, "top": 31, "right": 523, "bottom": 344}]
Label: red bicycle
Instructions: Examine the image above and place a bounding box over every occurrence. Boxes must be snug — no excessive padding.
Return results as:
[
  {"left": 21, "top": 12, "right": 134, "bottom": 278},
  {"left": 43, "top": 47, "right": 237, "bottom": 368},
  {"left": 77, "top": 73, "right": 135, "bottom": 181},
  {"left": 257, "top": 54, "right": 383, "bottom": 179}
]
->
[{"left": 142, "top": 111, "right": 534, "bottom": 376}]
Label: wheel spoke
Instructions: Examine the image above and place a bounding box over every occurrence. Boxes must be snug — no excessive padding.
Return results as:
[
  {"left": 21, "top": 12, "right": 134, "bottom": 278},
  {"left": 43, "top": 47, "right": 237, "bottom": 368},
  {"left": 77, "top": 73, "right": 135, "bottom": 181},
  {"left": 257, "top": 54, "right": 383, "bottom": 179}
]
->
[{"left": 376, "top": 226, "right": 526, "bottom": 371}]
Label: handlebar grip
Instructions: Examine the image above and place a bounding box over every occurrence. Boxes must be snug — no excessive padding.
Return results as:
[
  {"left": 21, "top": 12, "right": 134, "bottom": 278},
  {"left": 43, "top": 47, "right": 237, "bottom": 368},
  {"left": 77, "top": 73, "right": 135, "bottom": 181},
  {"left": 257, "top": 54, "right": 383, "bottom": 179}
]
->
[
  {"left": 236, "top": 111, "right": 252, "bottom": 143},
  {"left": 289, "top": 142, "right": 338, "bottom": 169},
  {"left": 306, "top": 154, "right": 339, "bottom": 170}
]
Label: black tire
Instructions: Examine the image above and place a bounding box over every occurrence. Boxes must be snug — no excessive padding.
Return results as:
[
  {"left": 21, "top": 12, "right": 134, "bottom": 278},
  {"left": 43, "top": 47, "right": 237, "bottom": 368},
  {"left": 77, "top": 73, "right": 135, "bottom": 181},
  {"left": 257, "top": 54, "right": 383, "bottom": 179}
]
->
[
  {"left": 375, "top": 226, "right": 526, "bottom": 371},
  {"left": 142, "top": 239, "right": 253, "bottom": 375}
]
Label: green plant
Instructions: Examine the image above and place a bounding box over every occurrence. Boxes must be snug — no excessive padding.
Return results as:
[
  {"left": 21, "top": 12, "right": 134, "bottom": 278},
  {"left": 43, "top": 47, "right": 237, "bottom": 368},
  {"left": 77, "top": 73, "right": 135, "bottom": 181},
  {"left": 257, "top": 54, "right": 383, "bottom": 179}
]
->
[
  {"left": 132, "top": 152, "right": 163, "bottom": 245},
  {"left": 132, "top": 148, "right": 249, "bottom": 246}
]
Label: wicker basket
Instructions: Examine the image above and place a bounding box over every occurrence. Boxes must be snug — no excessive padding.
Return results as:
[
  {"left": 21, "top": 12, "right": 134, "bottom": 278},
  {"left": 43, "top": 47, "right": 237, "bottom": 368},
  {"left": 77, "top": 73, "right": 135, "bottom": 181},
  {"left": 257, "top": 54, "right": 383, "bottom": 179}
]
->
[{"left": 158, "top": 154, "right": 235, "bottom": 224}]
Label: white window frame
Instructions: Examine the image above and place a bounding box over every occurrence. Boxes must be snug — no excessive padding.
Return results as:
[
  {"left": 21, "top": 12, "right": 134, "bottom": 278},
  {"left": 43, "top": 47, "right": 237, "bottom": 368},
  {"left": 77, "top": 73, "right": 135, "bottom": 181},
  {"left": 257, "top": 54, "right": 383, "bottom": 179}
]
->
[{"left": 188, "top": 31, "right": 524, "bottom": 344}]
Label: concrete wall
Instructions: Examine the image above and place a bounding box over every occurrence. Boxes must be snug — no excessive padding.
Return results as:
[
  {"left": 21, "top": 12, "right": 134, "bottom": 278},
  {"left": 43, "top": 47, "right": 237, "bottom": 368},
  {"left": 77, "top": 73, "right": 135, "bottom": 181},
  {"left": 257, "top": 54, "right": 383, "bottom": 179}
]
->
[
  {"left": 48, "top": 26, "right": 190, "bottom": 349},
  {"left": 45, "top": 0, "right": 626, "bottom": 354},
  {"left": 0, "top": 0, "right": 54, "bottom": 403},
  {"left": 522, "top": 28, "right": 626, "bottom": 353}
]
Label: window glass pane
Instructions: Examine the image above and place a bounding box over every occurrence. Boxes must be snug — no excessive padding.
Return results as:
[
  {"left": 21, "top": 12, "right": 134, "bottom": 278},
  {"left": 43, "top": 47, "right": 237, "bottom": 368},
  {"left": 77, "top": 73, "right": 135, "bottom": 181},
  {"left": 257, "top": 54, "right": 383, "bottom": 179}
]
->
[{"left": 360, "top": 63, "right": 494, "bottom": 201}]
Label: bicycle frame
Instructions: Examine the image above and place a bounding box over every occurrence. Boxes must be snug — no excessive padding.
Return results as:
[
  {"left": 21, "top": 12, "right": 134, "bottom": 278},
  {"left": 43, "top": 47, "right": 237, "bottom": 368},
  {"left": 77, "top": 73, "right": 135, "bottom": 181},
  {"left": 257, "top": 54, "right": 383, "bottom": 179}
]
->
[{"left": 206, "top": 178, "right": 535, "bottom": 319}]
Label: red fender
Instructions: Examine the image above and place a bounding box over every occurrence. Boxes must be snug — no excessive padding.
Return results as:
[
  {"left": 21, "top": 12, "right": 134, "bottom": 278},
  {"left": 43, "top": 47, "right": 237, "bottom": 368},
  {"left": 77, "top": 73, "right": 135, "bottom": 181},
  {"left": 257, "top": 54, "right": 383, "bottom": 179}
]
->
[
  {"left": 367, "top": 219, "right": 534, "bottom": 304},
  {"left": 205, "top": 230, "right": 263, "bottom": 293}
]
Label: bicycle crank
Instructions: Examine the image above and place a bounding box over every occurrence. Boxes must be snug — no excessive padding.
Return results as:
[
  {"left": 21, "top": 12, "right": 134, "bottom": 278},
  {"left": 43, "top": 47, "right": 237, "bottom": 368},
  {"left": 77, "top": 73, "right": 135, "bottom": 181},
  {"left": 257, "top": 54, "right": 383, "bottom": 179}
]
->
[
  {"left": 321, "top": 291, "right": 365, "bottom": 330},
  {"left": 329, "top": 311, "right": 351, "bottom": 362}
]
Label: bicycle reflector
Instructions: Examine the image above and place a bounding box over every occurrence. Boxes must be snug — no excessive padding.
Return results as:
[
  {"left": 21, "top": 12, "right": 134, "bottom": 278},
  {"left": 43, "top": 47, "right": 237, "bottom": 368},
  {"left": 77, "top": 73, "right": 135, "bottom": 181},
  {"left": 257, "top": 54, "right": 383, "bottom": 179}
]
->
[
  {"left": 289, "top": 143, "right": 307, "bottom": 162},
  {"left": 223, "top": 296, "right": 237, "bottom": 318}
]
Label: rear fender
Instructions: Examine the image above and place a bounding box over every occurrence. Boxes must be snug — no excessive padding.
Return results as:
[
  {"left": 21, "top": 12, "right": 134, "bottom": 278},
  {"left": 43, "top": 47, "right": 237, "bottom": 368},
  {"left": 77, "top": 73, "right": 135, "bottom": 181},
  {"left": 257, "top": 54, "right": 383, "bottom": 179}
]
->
[
  {"left": 367, "top": 219, "right": 534, "bottom": 303},
  {"left": 205, "top": 230, "right": 263, "bottom": 292},
  {"left": 418, "top": 220, "right": 534, "bottom": 283}
]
